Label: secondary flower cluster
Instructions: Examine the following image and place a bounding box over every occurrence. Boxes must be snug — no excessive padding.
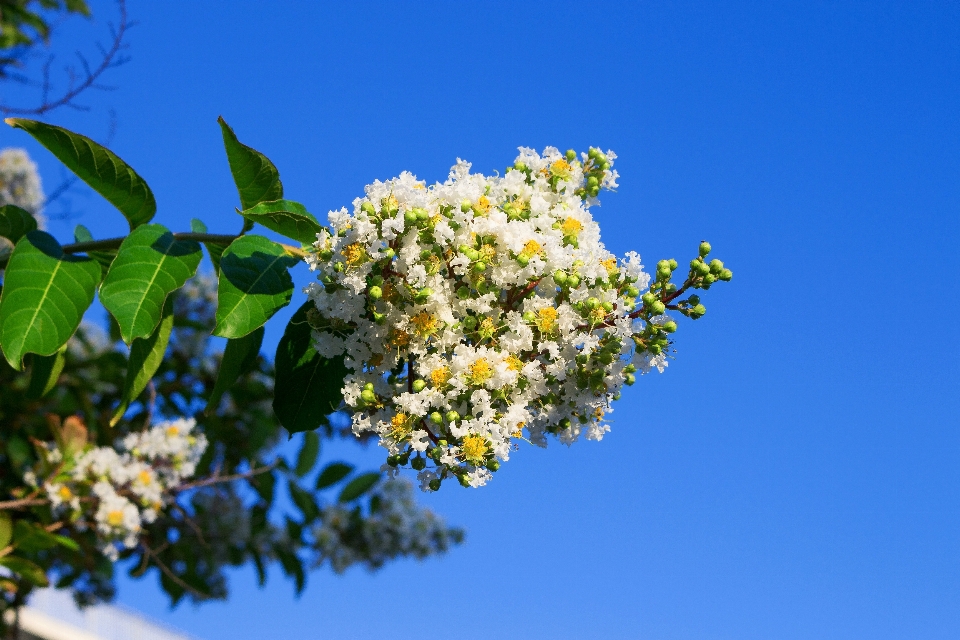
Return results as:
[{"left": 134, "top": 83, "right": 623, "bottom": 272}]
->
[
  {"left": 304, "top": 146, "right": 723, "bottom": 490},
  {"left": 0, "top": 147, "right": 45, "bottom": 225},
  {"left": 35, "top": 418, "right": 207, "bottom": 560}
]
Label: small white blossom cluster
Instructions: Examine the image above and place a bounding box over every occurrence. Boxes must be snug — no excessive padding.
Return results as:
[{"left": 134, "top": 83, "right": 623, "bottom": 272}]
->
[
  {"left": 305, "top": 146, "right": 672, "bottom": 491},
  {"left": 0, "top": 148, "right": 46, "bottom": 227},
  {"left": 40, "top": 418, "right": 207, "bottom": 560}
]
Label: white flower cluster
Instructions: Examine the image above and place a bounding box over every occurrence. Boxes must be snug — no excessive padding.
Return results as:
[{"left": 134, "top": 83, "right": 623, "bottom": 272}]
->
[
  {"left": 42, "top": 418, "right": 207, "bottom": 560},
  {"left": 305, "top": 146, "right": 668, "bottom": 491},
  {"left": 0, "top": 147, "right": 46, "bottom": 227}
]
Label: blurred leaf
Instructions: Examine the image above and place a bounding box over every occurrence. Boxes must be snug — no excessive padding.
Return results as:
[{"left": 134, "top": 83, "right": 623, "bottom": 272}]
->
[
  {"left": 5, "top": 118, "right": 156, "bottom": 230},
  {"left": 0, "top": 231, "right": 101, "bottom": 370},
  {"left": 100, "top": 223, "right": 202, "bottom": 344},
  {"left": 26, "top": 344, "right": 67, "bottom": 399},
  {"left": 206, "top": 326, "right": 264, "bottom": 414},
  {"left": 0, "top": 513, "right": 11, "bottom": 549},
  {"left": 12, "top": 521, "right": 58, "bottom": 552},
  {"left": 338, "top": 472, "right": 380, "bottom": 503},
  {"left": 288, "top": 481, "right": 320, "bottom": 523},
  {"left": 273, "top": 302, "right": 348, "bottom": 433},
  {"left": 0, "top": 556, "right": 48, "bottom": 586},
  {"left": 239, "top": 200, "right": 324, "bottom": 244},
  {"left": 190, "top": 218, "right": 224, "bottom": 274},
  {"left": 218, "top": 116, "right": 283, "bottom": 211},
  {"left": 315, "top": 462, "right": 353, "bottom": 490},
  {"left": 111, "top": 298, "right": 174, "bottom": 425},
  {"left": 250, "top": 468, "right": 276, "bottom": 504},
  {"left": 0, "top": 204, "right": 37, "bottom": 243},
  {"left": 294, "top": 431, "right": 320, "bottom": 478},
  {"left": 213, "top": 235, "right": 296, "bottom": 339}
]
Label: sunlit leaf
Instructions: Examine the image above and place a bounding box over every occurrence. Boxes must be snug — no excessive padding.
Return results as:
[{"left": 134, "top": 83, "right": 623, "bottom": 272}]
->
[
  {"left": 239, "top": 200, "right": 324, "bottom": 244},
  {"left": 0, "top": 205, "right": 37, "bottom": 243},
  {"left": 218, "top": 116, "right": 283, "bottom": 211}
]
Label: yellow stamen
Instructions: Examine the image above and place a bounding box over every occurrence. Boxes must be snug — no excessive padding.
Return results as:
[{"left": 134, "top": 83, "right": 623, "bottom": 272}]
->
[
  {"left": 561, "top": 216, "right": 583, "bottom": 237},
  {"left": 430, "top": 366, "right": 451, "bottom": 387},
  {"left": 468, "top": 358, "right": 493, "bottom": 385},
  {"left": 137, "top": 470, "right": 152, "bottom": 485},
  {"left": 390, "top": 330, "right": 410, "bottom": 347},
  {"left": 411, "top": 311, "right": 438, "bottom": 337},
  {"left": 505, "top": 355, "right": 523, "bottom": 371},
  {"left": 474, "top": 195, "right": 491, "bottom": 215},
  {"left": 389, "top": 413, "right": 411, "bottom": 441},
  {"left": 166, "top": 426, "right": 179, "bottom": 437},
  {"left": 520, "top": 240, "right": 542, "bottom": 258},
  {"left": 600, "top": 257, "right": 617, "bottom": 274},
  {"left": 537, "top": 307, "right": 559, "bottom": 334},
  {"left": 550, "top": 159, "right": 572, "bottom": 178},
  {"left": 106, "top": 510, "right": 125, "bottom": 527},
  {"left": 589, "top": 306, "right": 607, "bottom": 324},
  {"left": 58, "top": 486, "right": 73, "bottom": 501},
  {"left": 460, "top": 434, "right": 489, "bottom": 465},
  {"left": 343, "top": 243, "right": 365, "bottom": 265},
  {"left": 512, "top": 422, "right": 526, "bottom": 438}
]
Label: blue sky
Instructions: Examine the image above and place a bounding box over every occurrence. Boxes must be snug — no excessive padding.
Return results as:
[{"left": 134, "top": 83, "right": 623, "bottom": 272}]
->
[{"left": 3, "top": 1, "right": 959, "bottom": 638}]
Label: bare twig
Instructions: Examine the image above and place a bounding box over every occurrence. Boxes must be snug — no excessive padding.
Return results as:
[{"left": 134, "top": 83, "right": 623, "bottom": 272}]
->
[
  {"left": 0, "top": 1, "right": 131, "bottom": 116},
  {"left": 173, "top": 460, "right": 279, "bottom": 493},
  {"left": 141, "top": 544, "right": 212, "bottom": 600}
]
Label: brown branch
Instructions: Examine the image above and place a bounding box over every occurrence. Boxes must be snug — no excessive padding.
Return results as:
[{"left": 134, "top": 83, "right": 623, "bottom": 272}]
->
[
  {"left": 141, "top": 544, "right": 212, "bottom": 600},
  {"left": 173, "top": 460, "right": 278, "bottom": 493},
  {"left": 0, "top": 497, "right": 48, "bottom": 511},
  {"left": 59, "top": 233, "right": 307, "bottom": 259},
  {"left": 0, "top": 0, "right": 131, "bottom": 116}
]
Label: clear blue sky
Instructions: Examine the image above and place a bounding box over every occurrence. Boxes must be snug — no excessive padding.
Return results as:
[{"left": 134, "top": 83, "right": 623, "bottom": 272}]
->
[{"left": 4, "top": 1, "right": 959, "bottom": 638}]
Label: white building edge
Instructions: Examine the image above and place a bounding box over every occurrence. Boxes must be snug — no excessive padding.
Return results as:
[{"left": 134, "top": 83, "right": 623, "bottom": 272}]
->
[{"left": 11, "top": 589, "right": 196, "bottom": 640}]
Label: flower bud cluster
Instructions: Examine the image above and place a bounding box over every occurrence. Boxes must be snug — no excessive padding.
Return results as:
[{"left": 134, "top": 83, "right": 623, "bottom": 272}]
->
[
  {"left": 36, "top": 418, "right": 207, "bottom": 560},
  {"left": 305, "top": 146, "right": 725, "bottom": 490}
]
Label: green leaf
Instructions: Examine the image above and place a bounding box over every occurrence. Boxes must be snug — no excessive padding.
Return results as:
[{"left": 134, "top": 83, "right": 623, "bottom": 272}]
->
[
  {"left": 288, "top": 480, "right": 320, "bottom": 523},
  {"left": 0, "top": 556, "right": 49, "bottom": 586},
  {"left": 13, "top": 521, "right": 58, "bottom": 552},
  {"left": 294, "top": 432, "right": 321, "bottom": 478},
  {"left": 188, "top": 218, "right": 225, "bottom": 274},
  {"left": 214, "top": 235, "right": 297, "bottom": 339},
  {"left": 26, "top": 344, "right": 67, "bottom": 399},
  {"left": 273, "top": 302, "right": 348, "bottom": 434},
  {"left": 218, "top": 116, "right": 283, "bottom": 211},
  {"left": 0, "top": 205, "right": 37, "bottom": 243},
  {"left": 206, "top": 326, "right": 264, "bottom": 414},
  {"left": 0, "top": 231, "right": 101, "bottom": 370},
  {"left": 338, "top": 472, "right": 380, "bottom": 503},
  {"left": 315, "top": 462, "right": 354, "bottom": 490},
  {"left": 111, "top": 299, "right": 174, "bottom": 426},
  {"left": 99, "top": 223, "right": 202, "bottom": 344},
  {"left": 5, "top": 118, "right": 156, "bottom": 230},
  {"left": 239, "top": 200, "right": 325, "bottom": 244},
  {"left": 250, "top": 467, "right": 276, "bottom": 504},
  {"left": 52, "top": 534, "right": 80, "bottom": 552},
  {"left": 0, "top": 513, "right": 11, "bottom": 548},
  {"left": 73, "top": 225, "right": 117, "bottom": 277}
]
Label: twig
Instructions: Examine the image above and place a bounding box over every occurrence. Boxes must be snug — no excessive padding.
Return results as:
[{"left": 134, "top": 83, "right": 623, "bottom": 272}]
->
[
  {"left": 0, "top": 1, "right": 131, "bottom": 116},
  {"left": 173, "top": 460, "right": 278, "bottom": 493},
  {"left": 58, "top": 233, "right": 307, "bottom": 259},
  {"left": 141, "top": 544, "right": 211, "bottom": 600}
]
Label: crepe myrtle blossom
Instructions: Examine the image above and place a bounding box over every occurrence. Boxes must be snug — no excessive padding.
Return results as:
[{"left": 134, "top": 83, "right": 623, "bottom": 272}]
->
[
  {"left": 0, "top": 147, "right": 46, "bottom": 228},
  {"left": 303, "top": 146, "right": 731, "bottom": 490},
  {"left": 38, "top": 418, "right": 207, "bottom": 560}
]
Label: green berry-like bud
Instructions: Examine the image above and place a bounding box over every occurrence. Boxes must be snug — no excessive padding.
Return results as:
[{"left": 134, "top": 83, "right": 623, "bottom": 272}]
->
[
  {"left": 662, "top": 321, "right": 677, "bottom": 333},
  {"left": 415, "top": 207, "right": 429, "bottom": 221},
  {"left": 624, "top": 364, "right": 637, "bottom": 373},
  {"left": 587, "top": 175, "right": 599, "bottom": 187},
  {"left": 412, "top": 379, "right": 426, "bottom": 393},
  {"left": 650, "top": 301, "right": 665, "bottom": 314},
  {"left": 333, "top": 262, "right": 345, "bottom": 272},
  {"left": 458, "top": 474, "right": 471, "bottom": 487},
  {"left": 589, "top": 185, "right": 600, "bottom": 197},
  {"left": 416, "top": 287, "right": 433, "bottom": 300},
  {"left": 692, "top": 303, "right": 706, "bottom": 316},
  {"left": 461, "top": 199, "right": 472, "bottom": 212},
  {"left": 657, "top": 259, "right": 670, "bottom": 271},
  {"left": 624, "top": 373, "right": 636, "bottom": 385},
  {"left": 600, "top": 161, "right": 610, "bottom": 170},
  {"left": 719, "top": 268, "right": 733, "bottom": 281},
  {"left": 566, "top": 149, "right": 577, "bottom": 161},
  {"left": 516, "top": 254, "right": 529, "bottom": 267},
  {"left": 699, "top": 241, "right": 712, "bottom": 257},
  {"left": 702, "top": 273, "right": 716, "bottom": 285},
  {"left": 601, "top": 301, "right": 614, "bottom": 312},
  {"left": 360, "top": 389, "right": 376, "bottom": 404},
  {"left": 576, "top": 353, "right": 589, "bottom": 365},
  {"left": 429, "top": 478, "right": 441, "bottom": 491},
  {"left": 404, "top": 210, "right": 418, "bottom": 224},
  {"left": 361, "top": 201, "right": 376, "bottom": 215},
  {"left": 588, "top": 148, "right": 599, "bottom": 159},
  {"left": 430, "top": 412, "right": 443, "bottom": 425},
  {"left": 373, "top": 311, "right": 386, "bottom": 324},
  {"left": 387, "top": 455, "right": 400, "bottom": 467},
  {"left": 688, "top": 294, "right": 701, "bottom": 305},
  {"left": 567, "top": 274, "right": 581, "bottom": 288},
  {"left": 657, "top": 266, "right": 671, "bottom": 280},
  {"left": 363, "top": 382, "right": 375, "bottom": 391},
  {"left": 585, "top": 297, "right": 600, "bottom": 310},
  {"left": 709, "top": 259, "right": 724, "bottom": 274},
  {"left": 514, "top": 161, "right": 528, "bottom": 172},
  {"left": 369, "top": 285, "right": 383, "bottom": 299},
  {"left": 598, "top": 353, "right": 614, "bottom": 365},
  {"left": 522, "top": 311, "right": 536, "bottom": 323},
  {"left": 411, "top": 456, "right": 426, "bottom": 471},
  {"left": 382, "top": 248, "right": 395, "bottom": 260},
  {"left": 641, "top": 292, "right": 657, "bottom": 305},
  {"left": 553, "top": 270, "right": 568, "bottom": 285},
  {"left": 486, "top": 459, "right": 500, "bottom": 471},
  {"left": 445, "top": 410, "right": 460, "bottom": 423},
  {"left": 463, "top": 316, "right": 477, "bottom": 330},
  {"left": 457, "top": 286, "right": 470, "bottom": 299},
  {"left": 473, "top": 261, "right": 486, "bottom": 273},
  {"left": 626, "top": 286, "right": 640, "bottom": 298},
  {"left": 668, "top": 258, "right": 678, "bottom": 270}
]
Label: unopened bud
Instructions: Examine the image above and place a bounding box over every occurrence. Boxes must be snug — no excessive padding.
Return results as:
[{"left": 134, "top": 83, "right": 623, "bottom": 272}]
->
[
  {"left": 412, "top": 379, "right": 426, "bottom": 393},
  {"left": 699, "top": 241, "right": 712, "bottom": 257},
  {"left": 430, "top": 412, "right": 444, "bottom": 425},
  {"left": 360, "top": 389, "right": 376, "bottom": 404},
  {"left": 368, "top": 285, "right": 382, "bottom": 299},
  {"left": 445, "top": 410, "right": 460, "bottom": 423},
  {"left": 428, "top": 478, "right": 441, "bottom": 491}
]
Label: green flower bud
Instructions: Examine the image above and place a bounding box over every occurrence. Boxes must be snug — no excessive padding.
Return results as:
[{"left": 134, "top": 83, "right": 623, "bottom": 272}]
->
[
  {"left": 699, "top": 241, "right": 712, "bottom": 257},
  {"left": 457, "top": 286, "right": 470, "bottom": 299},
  {"left": 465, "top": 248, "right": 481, "bottom": 261},
  {"left": 668, "top": 258, "right": 678, "bottom": 270},
  {"left": 486, "top": 459, "right": 500, "bottom": 471},
  {"left": 650, "top": 301, "right": 666, "bottom": 314},
  {"left": 719, "top": 268, "right": 733, "bottom": 281},
  {"left": 516, "top": 254, "right": 529, "bottom": 267},
  {"left": 589, "top": 185, "right": 600, "bottom": 197},
  {"left": 360, "top": 201, "right": 376, "bottom": 216},
  {"left": 368, "top": 285, "right": 383, "bottom": 299},
  {"left": 587, "top": 175, "right": 599, "bottom": 187},
  {"left": 601, "top": 301, "right": 614, "bottom": 312},
  {"left": 657, "top": 259, "right": 670, "bottom": 271},
  {"left": 463, "top": 316, "right": 478, "bottom": 330},
  {"left": 415, "top": 207, "right": 429, "bottom": 221},
  {"left": 598, "top": 353, "right": 614, "bottom": 365},
  {"left": 430, "top": 412, "right": 443, "bottom": 426},
  {"left": 387, "top": 455, "right": 400, "bottom": 467},
  {"left": 692, "top": 303, "right": 706, "bottom": 316},
  {"left": 624, "top": 364, "right": 637, "bottom": 373},
  {"left": 702, "top": 273, "right": 716, "bottom": 285},
  {"left": 412, "top": 379, "right": 426, "bottom": 393},
  {"left": 458, "top": 474, "right": 471, "bottom": 487},
  {"left": 373, "top": 311, "right": 386, "bottom": 324},
  {"left": 662, "top": 321, "right": 677, "bottom": 333},
  {"left": 576, "top": 353, "right": 589, "bottom": 365},
  {"left": 567, "top": 274, "right": 581, "bottom": 288},
  {"left": 553, "top": 270, "right": 568, "bottom": 285},
  {"left": 429, "top": 478, "right": 442, "bottom": 491},
  {"left": 625, "top": 285, "right": 640, "bottom": 298},
  {"left": 522, "top": 311, "right": 536, "bottom": 323},
  {"left": 411, "top": 456, "right": 426, "bottom": 471},
  {"left": 588, "top": 148, "right": 599, "bottom": 159},
  {"left": 559, "top": 418, "right": 572, "bottom": 430},
  {"left": 585, "top": 297, "right": 600, "bottom": 310},
  {"left": 566, "top": 149, "right": 577, "bottom": 161},
  {"left": 416, "top": 287, "right": 433, "bottom": 301},
  {"left": 514, "top": 161, "right": 528, "bottom": 172},
  {"left": 360, "top": 389, "right": 377, "bottom": 404},
  {"left": 445, "top": 410, "right": 460, "bottom": 423},
  {"left": 461, "top": 200, "right": 472, "bottom": 212},
  {"left": 473, "top": 261, "right": 486, "bottom": 273},
  {"left": 657, "top": 266, "right": 671, "bottom": 280},
  {"left": 318, "top": 249, "right": 333, "bottom": 260},
  {"left": 648, "top": 344, "right": 662, "bottom": 355},
  {"left": 641, "top": 292, "right": 656, "bottom": 305},
  {"left": 382, "top": 248, "right": 395, "bottom": 260},
  {"left": 600, "top": 161, "right": 610, "bottom": 170},
  {"left": 404, "top": 210, "right": 418, "bottom": 224},
  {"left": 709, "top": 259, "right": 724, "bottom": 274},
  {"left": 398, "top": 451, "right": 411, "bottom": 465},
  {"left": 688, "top": 294, "right": 701, "bottom": 305},
  {"left": 333, "top": 262, "right": 345, "bottom": 272},
  {"left": 363, "top": 382, "right": 375, "bottom": 391},
  {"left": 624, "top": 373, "right": 636, "bottom": 385}
]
